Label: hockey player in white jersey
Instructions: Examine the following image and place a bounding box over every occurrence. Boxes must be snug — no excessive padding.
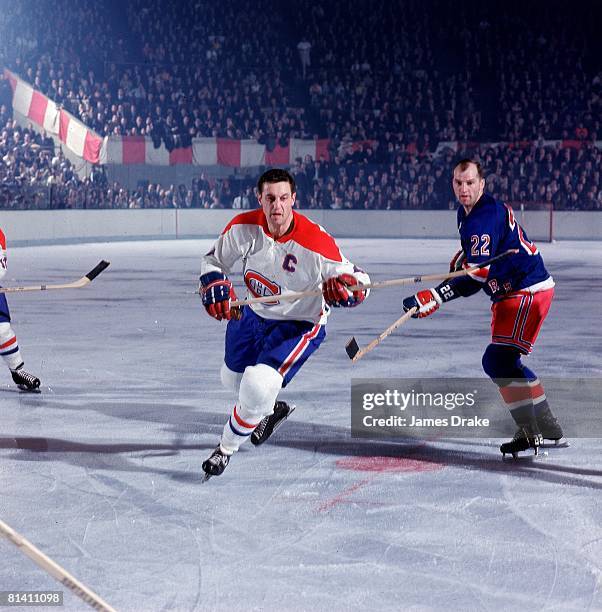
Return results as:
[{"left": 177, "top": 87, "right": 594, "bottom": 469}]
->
[
  {"left": 199, "top": 168, "right": 370, "bottom": 478},
  {"left": 0, "top": 228, "right": 40, "bottom": 391}
]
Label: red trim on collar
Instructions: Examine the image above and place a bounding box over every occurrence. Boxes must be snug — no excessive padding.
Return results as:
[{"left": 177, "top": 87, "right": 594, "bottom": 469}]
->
[{"left": 222, "top": 210, "right": 343, "bottom": 261}]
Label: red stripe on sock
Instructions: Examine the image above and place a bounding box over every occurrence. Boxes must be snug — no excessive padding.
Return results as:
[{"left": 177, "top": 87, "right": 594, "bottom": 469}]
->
[
  {"left": 0, "top": 336, "right": 17, "bottom": 350},
  {"left": 233, "top": 405, "right": 256, "bottom": 430},
  {"left": 530, "top": 383, "right": 545, "bottom": 401},
  {"left": 499, "top": 385, "right": 532, "bottom": 404}
]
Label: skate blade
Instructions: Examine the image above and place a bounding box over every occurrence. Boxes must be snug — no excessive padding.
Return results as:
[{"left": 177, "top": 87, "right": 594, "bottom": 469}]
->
[
  {"left": 502, "top": 446, "right": 555, "bottom": 460},
  {"left": 272, "top": 404, "right": 296, "bottom": 435},
  {"left": 18, "top": 386, "right": 42, "bottom": 394},
  {"left": 1, "top": 386, "right": 38, "bottom": 394},
  {"left": 501, "top": 448, "right": 538, "bottom": 461},
  {"left": 201, "top": 472, "right": 214, "bottom": 483},
  {"left": 541, "top": 438, "right": 569, "bottom": 448}
]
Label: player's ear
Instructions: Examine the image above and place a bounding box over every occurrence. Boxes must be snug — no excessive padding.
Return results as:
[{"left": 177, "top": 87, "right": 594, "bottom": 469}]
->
[{"left": 291, "top": 192, "right": 296, "bottom": 207}]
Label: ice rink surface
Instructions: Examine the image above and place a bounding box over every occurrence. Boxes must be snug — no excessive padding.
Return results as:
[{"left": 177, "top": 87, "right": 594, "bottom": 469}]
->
[{"left": 1, "top": 237, "right": 601, "bottom": 611}]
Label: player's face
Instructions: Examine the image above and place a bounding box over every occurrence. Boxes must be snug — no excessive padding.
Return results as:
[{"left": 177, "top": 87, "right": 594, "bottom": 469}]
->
[
  {"left": 258, "top": 181, "right": 296, "bottom": 238},
  {"left": 453, "top": 164, "right": 485, "bottom": 212}
]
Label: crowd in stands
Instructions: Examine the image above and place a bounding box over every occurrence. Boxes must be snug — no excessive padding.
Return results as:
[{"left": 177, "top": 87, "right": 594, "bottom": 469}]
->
[
  {"left": 0, "top": 103, "right": 76, "bottom": 210},
  {"left": 0, "top": 0, "right": 601, "bottom": 211},
  {"left": 3, "top": 0, "right": 601, "bottom": 145},
  {"left": 292, "top": 141, "right": 602, "bottom": 211},
  {"left": 2, "top": 108, "right": 600, "bottom": 211}
]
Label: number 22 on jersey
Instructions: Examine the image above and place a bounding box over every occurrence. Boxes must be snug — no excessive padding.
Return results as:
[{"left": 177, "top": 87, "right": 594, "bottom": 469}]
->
[{"left": 470, "top": 234, "right": 490, "bottom": 256}]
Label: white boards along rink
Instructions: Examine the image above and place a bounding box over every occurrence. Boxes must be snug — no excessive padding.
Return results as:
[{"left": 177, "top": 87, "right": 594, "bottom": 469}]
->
[{"left": 2, "top": 208, "right": 601, "bottom": 245}]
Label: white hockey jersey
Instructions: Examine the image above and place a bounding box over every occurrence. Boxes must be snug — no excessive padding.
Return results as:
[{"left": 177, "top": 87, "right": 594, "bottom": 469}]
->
[
  {"left": 201, "top": 209, "right": 370, "bottom": 325},
  {"left": 0, "top": 228, "right": 7, "bottom": 281}
]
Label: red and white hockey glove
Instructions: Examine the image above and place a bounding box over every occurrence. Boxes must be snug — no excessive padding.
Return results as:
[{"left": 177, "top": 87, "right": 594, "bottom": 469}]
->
[
  {"left": 199, "top": 272, "right": 240, "bottom": 321},
  {"left": 449, "top": 248, "right": 466, "bottom": 273},
  {"left": 323, "top": 273, "right": 367, "bottom": 308},
  {"left": 403, "top": 288, "right": 443, "bottom": 318}
]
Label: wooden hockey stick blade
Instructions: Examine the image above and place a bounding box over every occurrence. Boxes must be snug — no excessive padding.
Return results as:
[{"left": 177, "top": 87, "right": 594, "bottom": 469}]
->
[
  {"left": 231, "top": 249, "right": 518, "bottom": 307},
  {"left": 0, "top": 260, "right": 110, "bottom": 293},
  {"left": 0, "top": 518, "right": 116, "bottom": 611},
  {"left": 345, "top": 307, "right": 418, "bottom": 363}
]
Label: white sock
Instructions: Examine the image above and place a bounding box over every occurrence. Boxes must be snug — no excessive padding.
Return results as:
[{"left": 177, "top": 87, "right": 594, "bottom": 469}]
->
[
  {"left": 0, "top": 322, "right": 23, "bottom": 371},
  {"left": 220, "top": 364, "right": 283, "bottom": 454}
]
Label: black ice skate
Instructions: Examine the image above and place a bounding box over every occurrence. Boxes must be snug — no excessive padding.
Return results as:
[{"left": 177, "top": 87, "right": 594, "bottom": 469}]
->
[
  {"left": 500, "top": 427, "right": 544, "bottom": 459},
  {"left": 202, "top": 445, "right": 230, "bottom": 480},
  {"left": 535, "top": 404, "right": 566, "bottom": 445},
  {"left": 251, "top": 401, "right": 296, "bottom": 446},
  {"left": 11, "top": 366, "right": 41, "bottom": 392}
]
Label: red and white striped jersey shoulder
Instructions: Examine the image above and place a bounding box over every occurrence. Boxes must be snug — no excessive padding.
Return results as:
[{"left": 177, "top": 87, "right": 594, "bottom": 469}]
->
[
  {"left": 221, "top": 209, "right": 343, "bottom": 260},
  {"left": 286, "top": 212, "right": 344, "bottom": 262},
  {"left": 202, "top": 211, "right": 369, "bottom": 325}
]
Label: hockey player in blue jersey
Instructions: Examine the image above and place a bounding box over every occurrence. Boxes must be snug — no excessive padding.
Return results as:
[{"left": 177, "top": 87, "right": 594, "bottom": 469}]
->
[{"left": 403, "top": 159, "right": 563, "bottom": 458}]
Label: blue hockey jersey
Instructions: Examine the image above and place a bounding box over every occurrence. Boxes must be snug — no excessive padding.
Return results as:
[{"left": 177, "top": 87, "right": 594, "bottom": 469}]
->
[{"left": 451, "top": 194, "right": 552, "bottom": 301}]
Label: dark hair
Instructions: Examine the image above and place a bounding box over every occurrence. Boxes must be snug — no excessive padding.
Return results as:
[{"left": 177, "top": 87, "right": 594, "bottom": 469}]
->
[
  {"left": 454, "top": 158, "right": 484, "bottom": 179},
  {"left": 257, "top": 168, "right": 296, "bottom": 195}
]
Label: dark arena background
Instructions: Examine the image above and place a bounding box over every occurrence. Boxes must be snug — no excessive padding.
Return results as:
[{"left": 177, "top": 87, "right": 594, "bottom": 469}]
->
[{"left": 1, "top": 1, "right": 601, "bottom": 610}]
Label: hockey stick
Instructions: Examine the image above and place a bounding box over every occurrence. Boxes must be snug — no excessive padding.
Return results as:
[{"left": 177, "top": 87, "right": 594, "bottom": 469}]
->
[
  {"left": 0, "top": 260, "right": 110, "bottom": 293},
  {"left": 230, "top": 249, "right": 518, "bottom": 307},
  {"left": 0, "top": 518, "right": 116, "bottom": 611},
  {"left": 345, "top": 307, "right": 417, "bottom": 362}
]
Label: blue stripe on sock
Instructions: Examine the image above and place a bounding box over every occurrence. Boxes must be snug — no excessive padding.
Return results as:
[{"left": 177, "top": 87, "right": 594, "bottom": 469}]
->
[{"left": 228, "top": 417, "right": 253, "bottom": 437}]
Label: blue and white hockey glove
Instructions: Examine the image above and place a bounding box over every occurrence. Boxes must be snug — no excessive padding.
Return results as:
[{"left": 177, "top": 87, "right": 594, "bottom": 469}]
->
[
  {"left": 323, "top": 274, "right": 367, "bottom": 308},
  {"left": 199, "top": 272, "right": 240, "bottom": 321},
  {"left": 403, "top": 288, "right": 443, "bottom": 318},
  {"left": 403, "top": 282, "right": 460, "bottom": 318}
]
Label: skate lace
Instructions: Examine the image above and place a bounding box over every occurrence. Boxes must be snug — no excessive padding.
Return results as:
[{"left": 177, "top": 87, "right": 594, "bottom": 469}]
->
[
  {"left": 253, "top": 417, "right": 268, "bottom": 439},
  {"left": 213, "top": 448, "right": 230, "bottom": 467},
  {"left": 15, "top": 369, "right": 38, "bottom": 385},
  {"left": 11, "top": 369, "right": 40, "bottom": 389},
  {"left": 513, "top": 427, "right": 543, "bottom": 447}
]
